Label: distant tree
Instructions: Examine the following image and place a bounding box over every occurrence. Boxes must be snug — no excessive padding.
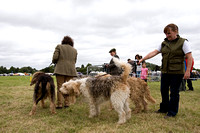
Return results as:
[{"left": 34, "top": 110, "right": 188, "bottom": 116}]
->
[
  {"left": 9, "top": 66, "right": 17, "bottom": 73},
  {"left": 146, "top": 62, "right": 160, "bottom": 71},
  {"left": 77, "top": 63, "right": 92, "bottom": 75},
  {"left": 0, "top": 66, "right": 8, "bottom": 73},
  {"left": 40, "top": 65, "right": 54, "bottom": 73},
  {"left": 86, "top": 63, "right": 92, "bottom": 68},
  {"left": 19, "top": 66, "right": 37, "bottom": 73},
  {"left": 81, "top": 64, "right": 84, "bottom": 69}
]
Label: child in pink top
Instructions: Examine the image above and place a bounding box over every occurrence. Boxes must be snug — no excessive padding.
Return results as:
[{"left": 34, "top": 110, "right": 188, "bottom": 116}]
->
[{"left": 141, "top": 62, "right": 148, "bottom": 82}]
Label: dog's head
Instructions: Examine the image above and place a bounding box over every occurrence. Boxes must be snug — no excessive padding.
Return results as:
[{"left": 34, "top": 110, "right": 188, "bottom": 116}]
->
[
  {"left": 30, "top": 71, "right": 45, "bottom": 86},
  {"left": 60, "top": 80, "right": 81, "bottom": 97}
]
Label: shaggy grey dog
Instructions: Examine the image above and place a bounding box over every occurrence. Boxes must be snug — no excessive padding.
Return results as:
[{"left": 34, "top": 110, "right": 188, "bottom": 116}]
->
[{"left": 60, "top": 57, "right": 132, "bottom": 124}]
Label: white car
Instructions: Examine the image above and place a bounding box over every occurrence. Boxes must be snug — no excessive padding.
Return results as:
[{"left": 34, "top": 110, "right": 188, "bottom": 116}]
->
[{"left": 17, "top": 73, "right": 25, "bottom": 76}]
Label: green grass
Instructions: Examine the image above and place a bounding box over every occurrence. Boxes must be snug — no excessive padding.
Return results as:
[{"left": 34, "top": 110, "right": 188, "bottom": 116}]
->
[{"left": 0, "top": 76, "right": 200, "bottom": 133}]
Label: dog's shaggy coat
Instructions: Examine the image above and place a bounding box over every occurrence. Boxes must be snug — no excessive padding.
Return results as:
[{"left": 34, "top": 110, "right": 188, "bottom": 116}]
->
[
  {"left": 127, "top": 77, "right": 156, "bottom": 113},
  {"left": 60, "top": 57, "right": 132, "bottom": 124},
  {"left": 29, "top": 72, "right": 56, "bottom": 115},
  {"left": 96, "top": 73, "right": 156, "bottom": 113}
]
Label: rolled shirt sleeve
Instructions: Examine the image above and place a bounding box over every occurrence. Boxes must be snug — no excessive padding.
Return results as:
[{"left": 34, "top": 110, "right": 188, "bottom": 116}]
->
[{"left": 183, "top": 40, "right": 192, "bottom": 54}]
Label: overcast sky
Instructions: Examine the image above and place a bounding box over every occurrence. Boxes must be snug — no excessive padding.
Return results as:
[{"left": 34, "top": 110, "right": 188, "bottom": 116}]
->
[{"left": 0, "top": 0, "right": 200, "bottom": 70}]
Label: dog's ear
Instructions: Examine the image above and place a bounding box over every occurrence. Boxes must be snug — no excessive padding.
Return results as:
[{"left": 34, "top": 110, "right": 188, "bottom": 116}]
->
[
  {"left": 74, "top": 82, "right": 81, "bottom": 96},
  {"left": 74, "top": 88, "right": 80, "bottom": 96},
  {"left": 76, "top": 82, "right": 81, "bottom": 88}
]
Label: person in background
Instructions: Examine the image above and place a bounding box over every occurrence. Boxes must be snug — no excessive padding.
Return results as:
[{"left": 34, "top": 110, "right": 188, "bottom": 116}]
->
[
  {"left": 106, "top": 48, "right": 122, "bottom": 110},
  {"left": 185, "top": 57, "right": 194, "bottom": 91},
  {"left": 106, "top": 48, "right": 122, "bottom": 75},
  {"left": 141, "top": 61, "right": 148, "bottom": 82},
  {"left": 127, "top": 59, "right": 137, "bottom": 77},
  {"left": 52, "top": 36, "right": 78, "bottom": 109},
  {"left": 139, "top": 23, "right": 193, "bottom": 118},
  {"left": 179, "top": 60, "right": 186, "bottom": 91},
  {"left": 135, "top": 54, "right": 142, "bottom": 77}
]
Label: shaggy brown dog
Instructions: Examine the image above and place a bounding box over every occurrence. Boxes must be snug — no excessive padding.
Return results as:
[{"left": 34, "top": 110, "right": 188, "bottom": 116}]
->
[
  {"left": 60, "top": 57, "right": 132, "bottom": 124},
  {"left": 97, "top": 73, "right": 156, "bottom": 113},
  {"left": 29, "top": 72, "right": 56, "bottom": 115},
  {"left": 127, "top": 77, "right": 156, "bottom": 113}
]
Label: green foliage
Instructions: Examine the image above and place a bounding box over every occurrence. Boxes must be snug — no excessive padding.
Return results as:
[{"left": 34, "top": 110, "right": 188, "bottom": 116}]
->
[
  {"left": 0, "top": 66, "right": 37, "bottom": 74},
  {"left": 146, "top": 62, "right": 160, "bottom": 71},
  {"left": 9, "top": 66, "right": 19, "bottom": 73},
  {"left": 40, "top": 65, "right": 55, "bottom": 73},
  {"left": 19, "top": 66, "right": 37, "bottom": 73},
  {"left": 77, "top": 63, "right": 92, "bottom": 75},
  {"left": 0, "top": 66, "right": 8, "bottom": 73}
]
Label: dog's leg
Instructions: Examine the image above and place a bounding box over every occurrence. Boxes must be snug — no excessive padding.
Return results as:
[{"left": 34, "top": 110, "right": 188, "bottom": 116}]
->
[
  {"left": 49, "top": 92, "right": 56, "bottom": 114},
  {"left": 40, "top": 99, "right": 45, "bottom": 108},
  {"left": 134, "top": 100, "right": 142, "bottom": 113},
  {"left": 108, "top": 101, "right": 114, "bottom": 111},
  {"left": 89, "top": 100, "right": 97, "bottom": 118},
  {"left": 141, "top": 98, "right": 148, "bottom": 112},
  {"left": 72, "top": 95, "right": 76, "bottom": 104},
  {"left": 131, "top": 96, "right": 142, "bottom": 113},
  {"left": 124, "top": 99, "right": 131, "bottom": 120},
  {"left": 50, "top": 101, "right": 56, "bottom": 114},
  {"left": 95, "top": 103, "right": 101, "bottom": 116},
  {"left": 69, "top": 95, "right": 76, "bottom": 105},
  {"left": 29, "top": 103, "right": 37, "bottom": 116},
  {"left": 111, "top": 92, "right": 126, "bottom": 124}
]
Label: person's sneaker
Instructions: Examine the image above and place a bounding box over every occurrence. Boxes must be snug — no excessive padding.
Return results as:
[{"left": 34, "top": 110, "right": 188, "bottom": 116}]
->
[{"left": 155, "top": 109, "right": 167, "bottom": 113}]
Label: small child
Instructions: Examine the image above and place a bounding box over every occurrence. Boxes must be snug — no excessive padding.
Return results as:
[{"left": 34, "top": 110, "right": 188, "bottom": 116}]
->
[{"left": 141, "top": 62, "right": 148, "bottom": 82}]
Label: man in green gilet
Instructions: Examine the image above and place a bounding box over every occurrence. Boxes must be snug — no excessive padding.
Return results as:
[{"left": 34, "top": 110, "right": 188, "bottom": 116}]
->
[{"left": 139, "top": 23, "right": 193, "bottom": 118}]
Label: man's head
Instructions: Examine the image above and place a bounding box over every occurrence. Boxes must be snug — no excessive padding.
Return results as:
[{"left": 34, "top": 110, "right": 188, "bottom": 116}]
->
[{"left": 109, "top": 48, "right": 116, "bottom": 56}]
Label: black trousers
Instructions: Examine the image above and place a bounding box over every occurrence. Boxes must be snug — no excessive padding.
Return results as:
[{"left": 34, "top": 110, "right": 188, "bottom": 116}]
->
[
  {"left": 160, "top": 73, "right": 184, "bottom": 116},
  {"left": 186, "top": 72, "right": 194, "bottom": 90}
]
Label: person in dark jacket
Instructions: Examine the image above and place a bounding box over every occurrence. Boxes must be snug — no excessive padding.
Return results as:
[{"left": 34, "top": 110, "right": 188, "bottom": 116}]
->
[
  {"left": 127, "top": 59, "right": 136, "bottom": 77},
  {"left": 106, "top": 48, "right": 122, "bottom": 75}
]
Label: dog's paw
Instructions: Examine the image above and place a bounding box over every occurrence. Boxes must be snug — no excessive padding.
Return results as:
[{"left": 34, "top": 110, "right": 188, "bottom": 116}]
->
[
  {"left": 51, "top": 111, "right": 56, "bottom": 114},
  {"left": 89, "top": 114, "right": 96, "bottom": 118},
  {"left": 126, "top": 112, "right": 131, "bottom": 120},
  {"left": 133, "top": 110, "right": 140, "bottom": 114},
  {"left": 108, "top": 108, "right": 114, "bottom": 111},
  {"left": 29, "top": 111, "right": 34, "bottom": 116},
  {"left": 117, "top": 119, "right": 126, "bottom": 125}
]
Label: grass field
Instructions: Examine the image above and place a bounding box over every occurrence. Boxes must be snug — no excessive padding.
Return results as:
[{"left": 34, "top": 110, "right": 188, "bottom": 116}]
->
[{"left": 0, "top": 76, "right": 200, "bottom": 133}]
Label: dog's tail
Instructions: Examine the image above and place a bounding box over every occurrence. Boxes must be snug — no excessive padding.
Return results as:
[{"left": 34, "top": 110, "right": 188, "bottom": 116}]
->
[
  {"left": 35, "top": 77, "right": 48, "bottom": 104},
  {"left": 113, "top": 57, "right": 132, "bottom": 83},
  {"left": 30, "top": 71, "right": 45, "bottom": 86},
  {"left": 49, "top": 78, "right": 56, "bottom": 103},
  {"left": 144, "top": 83, "right": 156, "bottom": 103}
]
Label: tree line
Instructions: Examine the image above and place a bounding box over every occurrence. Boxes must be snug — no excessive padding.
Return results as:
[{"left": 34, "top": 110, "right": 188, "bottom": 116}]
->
[
  {"left": 0, "top": 66, "right": 37, "bottom": 74},
  {"left": 0, "top": 63, "right": 161, "bottom": 75},
  {"left": 0, "top": 64, "right": 92, "bottom": 75},
  {"left": 1, "top": 62, "right": 199, "bottom": 75}
]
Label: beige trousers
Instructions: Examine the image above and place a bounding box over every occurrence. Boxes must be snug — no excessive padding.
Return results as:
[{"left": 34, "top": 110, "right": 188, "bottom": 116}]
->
[{"left": 56, "top": 75, "right": 73, "bottom": 107}]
